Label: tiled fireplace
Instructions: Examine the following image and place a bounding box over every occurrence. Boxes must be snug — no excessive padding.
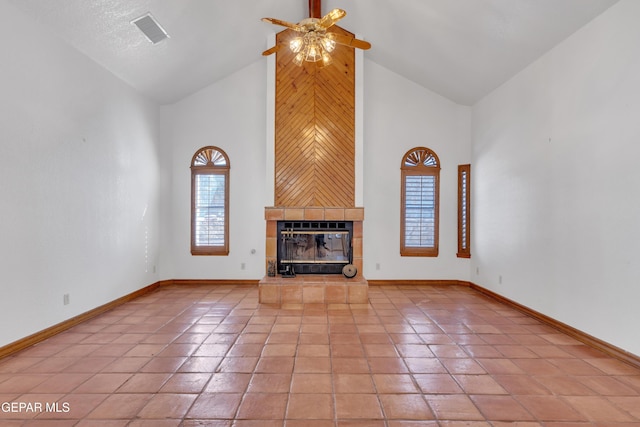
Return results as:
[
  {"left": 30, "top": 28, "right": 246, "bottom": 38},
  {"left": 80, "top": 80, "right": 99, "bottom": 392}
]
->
[{"left": 259, "top": 207, "right": 367, "bottom": 305}]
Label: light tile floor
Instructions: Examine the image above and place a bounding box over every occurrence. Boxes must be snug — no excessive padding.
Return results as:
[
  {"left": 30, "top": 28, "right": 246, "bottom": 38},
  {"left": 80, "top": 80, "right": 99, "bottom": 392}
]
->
[{"left": 1, "top": 284, "right": 639, "bottom": 426}]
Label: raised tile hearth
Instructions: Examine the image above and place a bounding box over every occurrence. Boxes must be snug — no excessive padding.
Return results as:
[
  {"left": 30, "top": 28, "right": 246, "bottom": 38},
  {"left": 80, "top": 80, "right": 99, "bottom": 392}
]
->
[{"left": 259, "top": 274, "right": 368, "bottom": 305}]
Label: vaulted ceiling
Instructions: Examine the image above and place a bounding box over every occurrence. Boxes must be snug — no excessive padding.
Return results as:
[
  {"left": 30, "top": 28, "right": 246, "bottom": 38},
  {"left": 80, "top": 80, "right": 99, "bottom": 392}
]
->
[{"left": 8, "top": 0, "right": 619, "bottom": 105}]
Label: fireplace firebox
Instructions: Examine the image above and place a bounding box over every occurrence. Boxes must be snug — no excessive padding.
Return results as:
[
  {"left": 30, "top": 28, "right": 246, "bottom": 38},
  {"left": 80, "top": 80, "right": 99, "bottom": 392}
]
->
[{"left": 277, "top": 221, "right": 353, "bottom": 275}]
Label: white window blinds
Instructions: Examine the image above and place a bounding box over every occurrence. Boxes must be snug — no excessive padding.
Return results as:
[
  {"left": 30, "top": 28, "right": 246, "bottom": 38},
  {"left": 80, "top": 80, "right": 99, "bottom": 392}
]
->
[
  {"left": 460, "top": 169, "right": 468, "bottom": 250},
  {"left": 404, "top": 175, "right": 436, "bottom": 248},
  {"left": 194, "top": 174, "right": 226, "bottom": 247},
  {"left": 457, "top": 164, "right": 471, "bottom": 258}
]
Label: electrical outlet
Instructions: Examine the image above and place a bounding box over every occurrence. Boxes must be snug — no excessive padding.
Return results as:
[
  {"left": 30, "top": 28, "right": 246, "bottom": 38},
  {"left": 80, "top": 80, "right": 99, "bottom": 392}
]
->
[
  {"left": 376, "top": 263, "right": 380, "bottom": 270},
  {"left": 63, "top": 294, "right": 70, "bottom": 305},
  {"left": 499, "top": 275, "right": 503, "bottom": 284},
  {"left": 476, "top": 267, "right": 479, "bottom": 275},
  {"left": 241, "top": 263, "right": 246, "bottom": 270}
]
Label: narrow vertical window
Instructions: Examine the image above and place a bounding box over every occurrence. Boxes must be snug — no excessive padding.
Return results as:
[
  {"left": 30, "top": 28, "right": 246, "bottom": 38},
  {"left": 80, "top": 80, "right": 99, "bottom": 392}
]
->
[
  {"left": 401, "top": 147, "right": 440, "bottom": 257},
  {"left": 191, "top": 146, "right": 230, "bottom": 255},
  {"left": 457, "top": 164, "right": 471, "bottom": 258}
]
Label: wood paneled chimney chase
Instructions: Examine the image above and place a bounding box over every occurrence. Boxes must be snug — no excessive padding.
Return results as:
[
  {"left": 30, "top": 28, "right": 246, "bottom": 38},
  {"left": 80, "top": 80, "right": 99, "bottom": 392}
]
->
[{"left": 274, "top": 26, "right": 356, "bottom": 207}]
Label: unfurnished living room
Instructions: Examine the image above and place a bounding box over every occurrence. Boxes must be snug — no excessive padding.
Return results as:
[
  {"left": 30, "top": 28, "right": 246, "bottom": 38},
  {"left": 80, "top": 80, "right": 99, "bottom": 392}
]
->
[{"left": 1, "top": 0, "right": 640, "bottom": 425}]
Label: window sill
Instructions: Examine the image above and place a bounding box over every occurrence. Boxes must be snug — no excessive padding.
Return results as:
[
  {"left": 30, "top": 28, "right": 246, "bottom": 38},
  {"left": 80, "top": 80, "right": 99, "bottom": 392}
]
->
[
  {"left": 191, "top": 247, "right": 229, "bottom": 256},
  {"left": 401, "top": 249, "right": 438, "bottom": 257}
]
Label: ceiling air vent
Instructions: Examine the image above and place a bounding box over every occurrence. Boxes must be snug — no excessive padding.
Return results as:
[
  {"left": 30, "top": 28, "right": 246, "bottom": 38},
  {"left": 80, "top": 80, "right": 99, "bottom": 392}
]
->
[{"left": 131, "top": 13, "right": 169, "bottom": 44}]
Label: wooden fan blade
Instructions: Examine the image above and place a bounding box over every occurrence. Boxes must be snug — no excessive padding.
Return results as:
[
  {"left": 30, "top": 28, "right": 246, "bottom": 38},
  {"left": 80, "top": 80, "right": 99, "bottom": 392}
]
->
[
  {"left": 326, "top": 33, "right": 371, "bottom": 50},
  {"left": 261, "top": 17, "right": 303, "bottom": 32},
  {"left": 262, "top": 44, "right": 284, "bottom": 56},
  {"left": 318, "top": 8, "right": 346, "bottom": 29}
]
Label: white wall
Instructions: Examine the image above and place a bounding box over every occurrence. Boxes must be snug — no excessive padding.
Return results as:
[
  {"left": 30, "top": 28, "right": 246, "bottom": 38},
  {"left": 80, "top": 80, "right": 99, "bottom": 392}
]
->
[
  {"left": 472, "top": 0, "right": 640, "bottom": 355},
  {"left": 0, "top": 1, "right": 161, "bottom": 347},
  {"left": 159, "top": 61, "right": 268, "bottom": 280},
  {"left": 159, "top": 57, "right": 471, "bottom": 282},
  {"left": 363, "top": 60, "right": 472, "bottom": 280}
]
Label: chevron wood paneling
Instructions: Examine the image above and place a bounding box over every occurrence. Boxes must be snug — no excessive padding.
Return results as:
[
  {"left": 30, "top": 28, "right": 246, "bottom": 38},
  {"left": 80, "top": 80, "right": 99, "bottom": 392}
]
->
[{"left": 274, "top": 26, "right": 355, "bottom": 207}]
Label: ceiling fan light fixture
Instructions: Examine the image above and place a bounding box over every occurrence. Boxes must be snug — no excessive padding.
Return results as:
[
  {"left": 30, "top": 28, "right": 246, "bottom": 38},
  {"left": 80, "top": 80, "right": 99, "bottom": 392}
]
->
[
  {"left": 290, "top": 37, "right": 304, "bottom": 53},
  {"left": 321, "top": 36, "right": 336, "bottom": 53},
  {"left": 305, "top": 42, "right": 322, "bottom": 62},
  {"left": 261, "top": 4, "right": 370, "bottom": 66},
  {"left": 321, "top": 50, "right": 332, "bottom": 66},
  {"left": 293, "top": 51, "right": 305, "bottom": 66},
  {"left": 287, "top": 32, "right": 334, "bottom": 66}
]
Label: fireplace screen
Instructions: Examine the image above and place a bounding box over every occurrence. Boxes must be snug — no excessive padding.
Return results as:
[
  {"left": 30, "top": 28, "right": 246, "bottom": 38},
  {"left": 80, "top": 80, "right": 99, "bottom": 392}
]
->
[
  {"left": 282, "top": 231, "right": 350, "bottom": 263},
  {"left": 278, "top": 221, "right": 352, "bottom": 275}
]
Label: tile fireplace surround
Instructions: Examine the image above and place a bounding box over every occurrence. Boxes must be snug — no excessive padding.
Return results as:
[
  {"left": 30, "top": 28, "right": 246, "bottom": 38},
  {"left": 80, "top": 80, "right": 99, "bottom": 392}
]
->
[{"left": 260, "top": 207, "right": 367, "bottom": 305}]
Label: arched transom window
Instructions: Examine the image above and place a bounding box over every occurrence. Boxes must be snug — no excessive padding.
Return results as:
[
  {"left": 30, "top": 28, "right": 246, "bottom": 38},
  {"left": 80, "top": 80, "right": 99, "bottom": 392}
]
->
[
  {"left": 191, "top": 146, "right": 230, "bottom": 255},
  {"left": 401, "top": 147, "right": 440, "bottom": 257}
]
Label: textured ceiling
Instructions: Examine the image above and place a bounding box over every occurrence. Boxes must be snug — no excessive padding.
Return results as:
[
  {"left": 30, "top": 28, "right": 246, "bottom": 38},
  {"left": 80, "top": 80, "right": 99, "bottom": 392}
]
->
[{"left": 8, "top": 0, "right": 619, "bottom": 105}]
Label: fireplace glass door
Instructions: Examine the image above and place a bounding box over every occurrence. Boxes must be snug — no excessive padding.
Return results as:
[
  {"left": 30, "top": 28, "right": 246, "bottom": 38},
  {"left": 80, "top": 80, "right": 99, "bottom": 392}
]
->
[
  {"left": 281, "top": 230, "right": 350, "bottom": 264},
  {"left": 277, "top": 221, "right": 353, "bottom": 274}
]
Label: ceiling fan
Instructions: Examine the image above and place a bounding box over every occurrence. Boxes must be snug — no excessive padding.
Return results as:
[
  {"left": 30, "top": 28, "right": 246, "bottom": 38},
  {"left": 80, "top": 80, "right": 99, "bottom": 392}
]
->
[{"left": 261, "top": 0, "right": 371, "bottom": 66}]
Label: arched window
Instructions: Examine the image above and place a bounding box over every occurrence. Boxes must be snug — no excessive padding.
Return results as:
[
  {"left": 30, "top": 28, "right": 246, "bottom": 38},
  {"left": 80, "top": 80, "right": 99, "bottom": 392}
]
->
[
  {"left": 401, "top": 147, "right": 440, "bottom": 257},
  {"left": 191, "top": 146, "right": 230, "bottom": 255}
]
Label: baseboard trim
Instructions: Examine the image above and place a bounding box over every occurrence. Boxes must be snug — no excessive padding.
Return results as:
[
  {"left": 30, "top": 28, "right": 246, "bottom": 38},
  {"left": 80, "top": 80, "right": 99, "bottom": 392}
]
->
[
  {"left": 0, "top": 282, "right": 161, "bottom": 359},
  {"left": 368, "top": 280, "right": 466, "bottom": 287},
  {"left": 467, "top": 281, "right": 640, "bottom": 370},
  {"left": 169, "top": 279, "right": 260, "bottom": 286}
]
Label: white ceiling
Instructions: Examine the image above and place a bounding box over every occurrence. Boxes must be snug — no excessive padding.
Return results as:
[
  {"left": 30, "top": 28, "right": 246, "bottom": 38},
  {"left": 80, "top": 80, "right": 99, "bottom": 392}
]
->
[{"left": 9, "top": 0, "right": 619, "bottom": 105}]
